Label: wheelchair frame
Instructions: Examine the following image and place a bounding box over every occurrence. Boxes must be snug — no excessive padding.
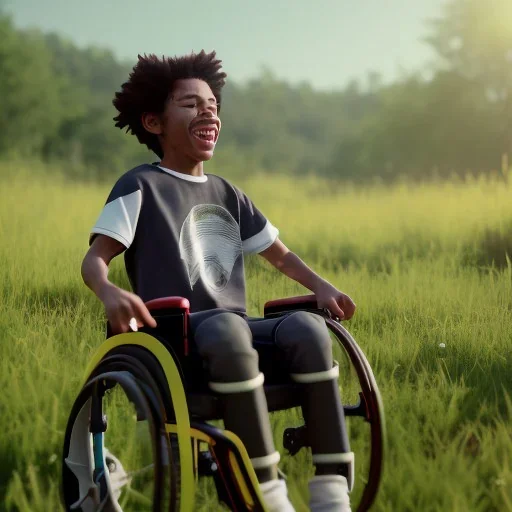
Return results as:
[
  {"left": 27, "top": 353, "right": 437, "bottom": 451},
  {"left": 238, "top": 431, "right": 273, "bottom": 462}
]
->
[{"left": 61, "top": 295, "right": 385, "bottom": 512}]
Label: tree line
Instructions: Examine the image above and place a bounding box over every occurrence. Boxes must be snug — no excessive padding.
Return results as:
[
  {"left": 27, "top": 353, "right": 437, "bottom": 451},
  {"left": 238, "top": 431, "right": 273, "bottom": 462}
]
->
[{"left": 1, "top": 0, "right": 511, "bottom": 183}]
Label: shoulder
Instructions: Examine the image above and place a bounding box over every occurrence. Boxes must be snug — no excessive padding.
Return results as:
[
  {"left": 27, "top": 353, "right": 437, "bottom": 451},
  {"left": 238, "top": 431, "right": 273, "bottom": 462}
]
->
[
  {"left": 108, "top": 164, "right": 161, "bottom": 195},
  {"left": 205, "top": 174, "right": 249, "bottom": 199},
  {"left": 117, "top": 163, "right": 161, "bottom": 185},
  {"left": 205, "top": 173, "right": 234, "bottom": 188}
]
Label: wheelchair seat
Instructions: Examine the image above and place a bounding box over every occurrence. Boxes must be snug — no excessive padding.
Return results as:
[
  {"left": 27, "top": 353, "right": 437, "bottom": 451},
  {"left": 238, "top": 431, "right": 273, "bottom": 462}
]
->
[
  {"left": 186, "top": 383, "right": 303, "bottom": 420},
  {"left": 142, "top": 296, "right": 319, "bottom": 420}
]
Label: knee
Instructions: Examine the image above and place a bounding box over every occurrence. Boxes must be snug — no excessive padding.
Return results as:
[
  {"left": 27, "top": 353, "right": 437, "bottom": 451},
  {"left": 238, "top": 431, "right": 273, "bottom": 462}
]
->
[
  {"left": 195, "top": 312, "right": 259, "bottom": 382},
  {"left": 275, "top": 311, "right": 333, "bottom": 373}
]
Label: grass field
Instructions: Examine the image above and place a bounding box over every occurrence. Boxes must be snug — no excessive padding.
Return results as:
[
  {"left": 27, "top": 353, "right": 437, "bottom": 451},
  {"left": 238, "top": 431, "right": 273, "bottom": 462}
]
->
[{"left": 1, "top": 160, "right": 511, "bottom": 511}]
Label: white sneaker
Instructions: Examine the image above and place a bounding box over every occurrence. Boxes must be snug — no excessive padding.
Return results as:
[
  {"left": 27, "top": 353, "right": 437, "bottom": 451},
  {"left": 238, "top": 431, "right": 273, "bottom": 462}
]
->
[
  {"left": 260, "top": 478, "right": 296, "bottom": 512},
  {"left": 309, "top": 474, "right": 351, "bottom": 512}
]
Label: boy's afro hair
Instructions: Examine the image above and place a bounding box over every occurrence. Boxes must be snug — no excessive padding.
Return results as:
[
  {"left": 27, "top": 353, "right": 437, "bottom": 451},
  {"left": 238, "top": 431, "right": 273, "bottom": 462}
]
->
[{"left": 113, "top": 50, "right": 226, "bottom": 157}]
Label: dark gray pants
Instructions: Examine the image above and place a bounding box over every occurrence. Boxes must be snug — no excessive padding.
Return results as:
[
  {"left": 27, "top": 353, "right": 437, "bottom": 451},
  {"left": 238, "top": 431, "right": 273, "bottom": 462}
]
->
[{"left": 189, "top": 309, "right": 351, "bottom": 482}]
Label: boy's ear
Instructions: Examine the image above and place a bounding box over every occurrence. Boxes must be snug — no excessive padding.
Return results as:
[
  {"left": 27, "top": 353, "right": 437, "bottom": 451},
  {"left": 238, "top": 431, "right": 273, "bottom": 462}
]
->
[{"left": 141, "top": 113, "right": 163, "bottom": 135}]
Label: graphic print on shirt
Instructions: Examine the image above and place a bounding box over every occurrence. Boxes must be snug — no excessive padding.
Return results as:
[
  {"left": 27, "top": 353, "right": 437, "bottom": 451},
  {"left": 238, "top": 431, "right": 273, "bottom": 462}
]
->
[{"left": 179, "top": 204, "right": 243, "bottom": 293}]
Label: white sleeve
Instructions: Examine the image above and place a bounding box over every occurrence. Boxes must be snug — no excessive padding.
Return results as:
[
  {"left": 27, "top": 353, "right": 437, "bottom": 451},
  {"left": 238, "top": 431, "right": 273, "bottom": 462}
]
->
[
  {"left": 242, "top": 220, "right": 279, "bottom": 254},
  {"left": 90, "top": 189, "right": 142, "bottom": 248}
]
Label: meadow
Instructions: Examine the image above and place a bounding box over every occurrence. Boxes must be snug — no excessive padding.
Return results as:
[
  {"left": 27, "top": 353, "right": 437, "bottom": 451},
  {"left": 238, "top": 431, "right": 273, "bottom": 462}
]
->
[{"left": 1, "top": 160, "right": 511, "bottom": 511}]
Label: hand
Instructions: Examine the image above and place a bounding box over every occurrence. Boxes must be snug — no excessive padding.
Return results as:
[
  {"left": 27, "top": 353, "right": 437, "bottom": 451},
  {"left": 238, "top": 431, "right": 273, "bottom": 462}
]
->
[
  {"left": 99, "top": 283, "right": 157, "bottom": 334},
  {"left": 313, "top": 282, "right": 356, "bottom": 321}
]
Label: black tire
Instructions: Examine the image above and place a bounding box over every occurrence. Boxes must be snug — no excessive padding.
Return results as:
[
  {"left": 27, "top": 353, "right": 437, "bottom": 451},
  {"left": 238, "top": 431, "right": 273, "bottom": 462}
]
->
[
  {"left": 327, "top": 319, "right": 385, "bottom": 512},
  {"left": 61, "top": 354, "right": 178, "bottom": 511}
]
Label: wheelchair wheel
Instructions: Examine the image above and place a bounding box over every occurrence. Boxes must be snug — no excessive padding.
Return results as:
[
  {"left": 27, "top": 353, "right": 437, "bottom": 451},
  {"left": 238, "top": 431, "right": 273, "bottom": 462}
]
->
[
  {"left": 61, "top": 346, "right": 179, "bottom": 512},
  {"left": 327, "top": 319, "right": 385, "bottom": 512}
]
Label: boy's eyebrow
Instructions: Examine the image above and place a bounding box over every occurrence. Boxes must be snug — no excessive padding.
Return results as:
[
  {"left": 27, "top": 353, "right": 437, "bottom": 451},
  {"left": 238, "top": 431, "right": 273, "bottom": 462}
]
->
[{"left": 175, "top": 93, "right": 217, "bottom": 103}]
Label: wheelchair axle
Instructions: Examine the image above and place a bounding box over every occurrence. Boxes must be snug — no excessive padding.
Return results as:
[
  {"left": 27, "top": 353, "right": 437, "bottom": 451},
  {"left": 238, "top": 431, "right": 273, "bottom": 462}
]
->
[{"left": 197, "top": 451, "right": 219, "bottom": 476}]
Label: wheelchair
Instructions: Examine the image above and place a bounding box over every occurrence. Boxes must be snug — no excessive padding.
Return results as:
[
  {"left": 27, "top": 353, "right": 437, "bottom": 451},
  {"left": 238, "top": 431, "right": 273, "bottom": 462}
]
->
[{"left": 61, "top": 295, "right": 385, "bottom": 512}]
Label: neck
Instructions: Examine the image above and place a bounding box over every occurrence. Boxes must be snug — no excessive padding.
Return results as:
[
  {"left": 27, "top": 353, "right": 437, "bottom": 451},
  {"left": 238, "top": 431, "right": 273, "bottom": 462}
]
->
[{"left": 159, "top": 152, "right": 204, "bottom": 177}]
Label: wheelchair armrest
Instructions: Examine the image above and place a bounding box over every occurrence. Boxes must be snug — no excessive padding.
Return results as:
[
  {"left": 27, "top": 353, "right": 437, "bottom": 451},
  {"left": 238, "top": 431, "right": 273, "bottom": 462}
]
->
[
  {"left": 106, "top": 298, "right": 191, "bottom": 350},
  {"left": 144, "top": 296, "right": 190, "bottom": 356},
  {"left": 264, "top": 294, "right": 319, "bottom": 317},
  {"left": 145, "top": 296, "right": 190, "bottom": 312}
]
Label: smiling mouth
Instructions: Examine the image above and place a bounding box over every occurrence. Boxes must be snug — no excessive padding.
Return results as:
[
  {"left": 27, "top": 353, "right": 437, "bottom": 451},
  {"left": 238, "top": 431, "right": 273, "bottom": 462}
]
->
[
  {"left": 190, "top": 120, "right": 219, "bottom": 146},
  {"left": 191, "top": 129, "right": 217, "bottom": 143}
]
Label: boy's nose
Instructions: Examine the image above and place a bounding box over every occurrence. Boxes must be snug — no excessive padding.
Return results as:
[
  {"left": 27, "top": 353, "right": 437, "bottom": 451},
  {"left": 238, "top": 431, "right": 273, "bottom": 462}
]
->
[{"left": 198, "top": 107, "right": 214, "bottom": 117}]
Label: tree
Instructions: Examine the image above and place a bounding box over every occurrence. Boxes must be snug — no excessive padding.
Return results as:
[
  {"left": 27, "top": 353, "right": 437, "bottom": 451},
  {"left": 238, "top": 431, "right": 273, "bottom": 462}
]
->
[
  {"left": 0, "top": 17, "right": 69, "bottom": 157},
  {"left": 425, "top": 0, "right": 512, "bottom": 155}
]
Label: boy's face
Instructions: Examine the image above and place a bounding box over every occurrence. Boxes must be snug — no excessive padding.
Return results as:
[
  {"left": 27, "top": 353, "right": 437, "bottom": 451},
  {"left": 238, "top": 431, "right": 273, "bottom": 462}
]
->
[{"left": 158, "top": 78, "right": 221, "bottom": 162}]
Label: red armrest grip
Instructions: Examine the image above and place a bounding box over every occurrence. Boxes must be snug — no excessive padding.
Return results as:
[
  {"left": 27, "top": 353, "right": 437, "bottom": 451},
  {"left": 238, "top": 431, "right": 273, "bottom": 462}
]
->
[
  {"left": 264, "top": 294, "right": 318, "bottom": 316},
  {"left": 145, "top": 296, "right": 190, "bottom": 311}
]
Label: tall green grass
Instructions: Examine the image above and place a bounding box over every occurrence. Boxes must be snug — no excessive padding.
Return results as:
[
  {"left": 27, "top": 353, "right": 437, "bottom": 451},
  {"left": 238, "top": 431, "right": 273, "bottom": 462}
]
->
[{"left": 1, "top": 160, "right": 511, "bottom": 511}]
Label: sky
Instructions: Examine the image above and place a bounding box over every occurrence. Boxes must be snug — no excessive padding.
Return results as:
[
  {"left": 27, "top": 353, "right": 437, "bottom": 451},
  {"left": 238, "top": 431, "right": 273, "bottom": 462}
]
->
[{"left": 5, "top": 0, "right": 447, "bottom": 91}]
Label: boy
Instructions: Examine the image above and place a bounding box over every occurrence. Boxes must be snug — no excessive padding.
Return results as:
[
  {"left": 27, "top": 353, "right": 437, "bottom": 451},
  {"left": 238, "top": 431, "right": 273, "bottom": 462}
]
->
[{"left": 82, "top": 50, "right": 356, "bottom": 512}]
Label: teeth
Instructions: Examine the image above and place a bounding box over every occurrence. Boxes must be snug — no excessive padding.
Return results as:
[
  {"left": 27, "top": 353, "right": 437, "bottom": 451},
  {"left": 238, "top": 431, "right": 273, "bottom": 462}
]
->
[
  {"left": 193, "top": 129, "right": 216, "bottom": 140},
  {"left": 194, "top": 129, "right": 215, "bottom": 134}
]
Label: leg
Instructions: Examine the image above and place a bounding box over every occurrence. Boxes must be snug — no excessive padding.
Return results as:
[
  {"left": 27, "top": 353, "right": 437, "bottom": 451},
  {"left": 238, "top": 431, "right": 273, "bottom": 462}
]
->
[
  {"left": 190, "top": 310, "right": 278, "bottom": 482},
  {"left": 250, "top": 312, "right": 351, "bottom": 468},
  {"left": 190, "top": 310, "right": 295, "bottom": 512},
  {"left": 255, "top": 311, "right": 352, "bottom": 511},
  {"left": 272, "top": 311, "right": 351, "bottom": 470}
]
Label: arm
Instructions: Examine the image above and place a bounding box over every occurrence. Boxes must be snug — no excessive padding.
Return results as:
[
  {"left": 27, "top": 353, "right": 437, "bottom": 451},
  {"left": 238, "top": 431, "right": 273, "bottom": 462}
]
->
[
  {"left": 81, "top": 235, "right": 124, "bottom": 300},
  {"left": 259, "top": 238, "right": 356, "bottom": 320},
  {"left": 82, "top": 235, "right": 156, "bottom": 333}
]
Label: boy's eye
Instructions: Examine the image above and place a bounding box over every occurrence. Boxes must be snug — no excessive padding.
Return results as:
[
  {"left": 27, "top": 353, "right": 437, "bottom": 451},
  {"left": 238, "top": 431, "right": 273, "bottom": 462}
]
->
[{"left": 180, "top": 102, "right": 218, "bottom": 112}]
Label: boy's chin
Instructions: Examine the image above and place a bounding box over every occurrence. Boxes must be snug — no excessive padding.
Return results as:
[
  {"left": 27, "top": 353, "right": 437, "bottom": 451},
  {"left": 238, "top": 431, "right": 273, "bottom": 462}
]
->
[{"left": 194, "top": 150, "right": 215, "bottom": 162}]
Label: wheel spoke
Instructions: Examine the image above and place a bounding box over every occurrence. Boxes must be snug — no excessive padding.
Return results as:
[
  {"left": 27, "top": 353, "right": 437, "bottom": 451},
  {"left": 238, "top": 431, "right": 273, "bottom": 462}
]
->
[{"left": 125, "top": 463, "right": 155, "bottom": 480}]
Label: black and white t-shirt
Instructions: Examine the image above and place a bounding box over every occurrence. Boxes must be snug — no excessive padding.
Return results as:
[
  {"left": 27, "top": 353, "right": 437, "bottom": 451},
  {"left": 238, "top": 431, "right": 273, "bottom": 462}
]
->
[{"left": 90, "top": 164, "right": 279, "bottom": 313}]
